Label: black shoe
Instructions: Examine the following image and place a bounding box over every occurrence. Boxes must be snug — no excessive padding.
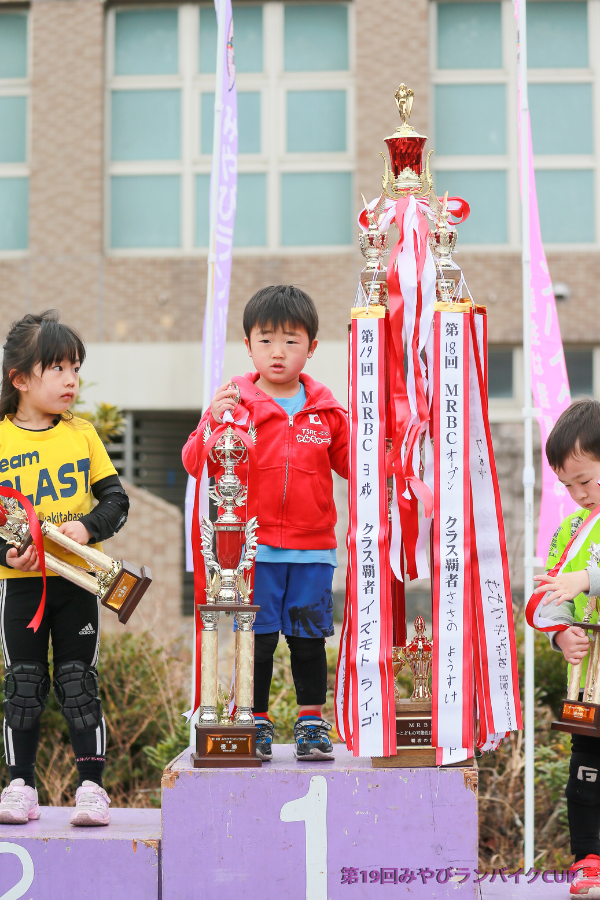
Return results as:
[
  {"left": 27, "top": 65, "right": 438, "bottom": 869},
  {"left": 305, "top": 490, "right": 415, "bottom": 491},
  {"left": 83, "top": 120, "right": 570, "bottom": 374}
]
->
[
  {"left": 255, "top": 719, "right": 274, "bottom": 761},
  {"left": 293, "top": 717, "right": 334, "bottom": 760}
]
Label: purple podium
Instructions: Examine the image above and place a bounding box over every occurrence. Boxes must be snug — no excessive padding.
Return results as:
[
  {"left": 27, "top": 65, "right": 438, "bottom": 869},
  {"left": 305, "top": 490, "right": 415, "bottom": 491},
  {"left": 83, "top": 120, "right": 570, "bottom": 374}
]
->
[
  {"left": 161, "top": 745, "right": 479, "bottom": 899},
  {"left": 0, "top": 807, "right": 160, "bottom": 900},
  {"left": 0, "top": 752, "right": 572, "bottom": 898}
]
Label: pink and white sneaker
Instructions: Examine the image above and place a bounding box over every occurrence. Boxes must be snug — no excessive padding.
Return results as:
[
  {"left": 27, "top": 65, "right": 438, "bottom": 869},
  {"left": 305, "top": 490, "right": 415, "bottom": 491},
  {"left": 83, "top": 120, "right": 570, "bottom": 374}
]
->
[
  {"left": 70, "top": 781, "right": 111, "bottom": 827},
  {"left": 0, "top": 778, "right": 41, "bottom": 824},
  {"left": 570, "top": 854, "right": 600, "bottom": 896}
]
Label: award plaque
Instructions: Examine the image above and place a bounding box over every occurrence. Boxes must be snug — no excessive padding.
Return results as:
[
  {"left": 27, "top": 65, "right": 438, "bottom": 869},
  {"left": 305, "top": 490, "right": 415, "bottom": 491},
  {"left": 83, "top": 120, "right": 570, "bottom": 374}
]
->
[
  {"left": 0, "top": 498, "right": 152, "bottom": 624},
  {"left": 552, "top": 597, "right": 600, "bottom": 737},
  {"left": 190, "top": 422, "right": 262, "bottom": 769}
]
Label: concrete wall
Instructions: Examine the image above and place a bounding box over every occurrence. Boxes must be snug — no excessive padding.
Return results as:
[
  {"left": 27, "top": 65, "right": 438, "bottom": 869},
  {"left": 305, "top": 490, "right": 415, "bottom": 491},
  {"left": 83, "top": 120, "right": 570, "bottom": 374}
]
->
[{"left": 100, "top": 480, "right": 184, "bottom": 636}]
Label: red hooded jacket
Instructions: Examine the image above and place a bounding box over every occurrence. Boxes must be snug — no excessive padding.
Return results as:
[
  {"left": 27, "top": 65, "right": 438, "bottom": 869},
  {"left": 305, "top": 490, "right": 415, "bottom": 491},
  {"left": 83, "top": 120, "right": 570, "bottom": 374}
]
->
[{"left": 182, "top": 372, "right": 349, "bottom": 550}]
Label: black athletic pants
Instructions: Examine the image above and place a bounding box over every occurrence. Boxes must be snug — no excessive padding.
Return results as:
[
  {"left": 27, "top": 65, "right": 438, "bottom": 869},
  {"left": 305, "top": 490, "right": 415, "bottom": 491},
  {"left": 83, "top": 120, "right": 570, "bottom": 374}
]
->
[
  {"left": 252, "top": 632, "right": 327, "bottom": 712},
  {"left": 566, "top": 731, "right": 600, "bottom": 860},
  {"left": 1, "top": 576, "right": 106, "bottom": 789}
]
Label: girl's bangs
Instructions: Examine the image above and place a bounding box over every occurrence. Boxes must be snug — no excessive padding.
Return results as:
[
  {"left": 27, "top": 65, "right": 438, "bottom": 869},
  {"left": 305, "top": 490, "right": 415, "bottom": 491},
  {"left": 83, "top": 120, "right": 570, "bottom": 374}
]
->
[{"left": 38, "top": 321, "right": 86, "bottom": 371}]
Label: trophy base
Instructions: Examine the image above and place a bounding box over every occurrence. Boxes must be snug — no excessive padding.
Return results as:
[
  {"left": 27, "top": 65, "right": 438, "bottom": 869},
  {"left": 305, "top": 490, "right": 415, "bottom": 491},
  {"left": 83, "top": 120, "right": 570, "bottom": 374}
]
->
[
  {"left": 372, "top": 699, "right": 474, "bottom": 768},
  {"left": 102, "top": 563, "right": 153, "bottom": 623},
  {"left": 191, "top": 724, "right": 262, "bottom": 768},
  {"left": 552, "top": 699, "right": 600, "bottom": 737},
  {"left": 372, "top": 748, "right": 437, "bottom": 767},
  {"left": 373, "top": 699, "right": 437, "bottom": 767}
]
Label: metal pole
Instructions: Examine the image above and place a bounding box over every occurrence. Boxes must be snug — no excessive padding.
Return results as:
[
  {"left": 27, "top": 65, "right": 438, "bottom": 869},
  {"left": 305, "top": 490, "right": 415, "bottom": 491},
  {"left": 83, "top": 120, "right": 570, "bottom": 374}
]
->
[
  {"left": 517, "top": 0, "right": 535, "bottom": 869},
  {"left": 190, "top": 0, "right": 228, "bottom": 745}
]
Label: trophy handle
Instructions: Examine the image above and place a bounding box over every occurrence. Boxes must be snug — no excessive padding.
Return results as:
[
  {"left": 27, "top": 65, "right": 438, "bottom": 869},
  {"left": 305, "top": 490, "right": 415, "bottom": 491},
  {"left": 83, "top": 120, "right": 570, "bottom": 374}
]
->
[{"left": 380, "top": 152, "right": 401, "bottom": 200}]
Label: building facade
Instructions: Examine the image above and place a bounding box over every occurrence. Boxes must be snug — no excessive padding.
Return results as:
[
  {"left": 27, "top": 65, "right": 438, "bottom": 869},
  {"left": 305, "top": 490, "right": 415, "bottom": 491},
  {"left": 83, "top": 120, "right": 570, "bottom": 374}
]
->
[{"left": 0, "top": 0, "right": 593, "bottom": 613}]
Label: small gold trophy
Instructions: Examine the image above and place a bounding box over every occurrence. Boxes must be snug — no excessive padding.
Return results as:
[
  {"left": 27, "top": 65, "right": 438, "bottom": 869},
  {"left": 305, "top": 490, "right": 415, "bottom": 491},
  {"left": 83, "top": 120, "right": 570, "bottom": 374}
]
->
[
  {"left": 191, "top": 423, "right": 262, "bottom": 768},
  {"left": 552, "top": 592, "right": 600, "bottom": 737},
  {"left": 395, "top": 616, "right": 434, "bottom": 756},
  {"left": 0, "top": 497, "right": 152, "bottom": 623},
  {"left": 374, "top": 616, "right": 434, "bottom": 768}
]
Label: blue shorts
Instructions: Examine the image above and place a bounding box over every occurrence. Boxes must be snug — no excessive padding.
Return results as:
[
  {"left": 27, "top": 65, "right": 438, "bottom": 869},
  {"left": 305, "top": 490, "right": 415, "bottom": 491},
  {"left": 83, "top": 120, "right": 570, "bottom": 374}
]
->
[{"left": 252, "top": 562, "right": 334, "bottom": 638}]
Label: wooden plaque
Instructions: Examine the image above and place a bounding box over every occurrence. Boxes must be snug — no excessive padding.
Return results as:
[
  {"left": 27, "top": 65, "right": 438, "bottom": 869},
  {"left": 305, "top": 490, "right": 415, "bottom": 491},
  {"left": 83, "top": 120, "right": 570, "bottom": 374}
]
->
[
  {"left": 102, "top": 562, "right": 152, "bottom": 623},
  {"left": 191, "top": 724, "right": 262, "bottom": 769}
]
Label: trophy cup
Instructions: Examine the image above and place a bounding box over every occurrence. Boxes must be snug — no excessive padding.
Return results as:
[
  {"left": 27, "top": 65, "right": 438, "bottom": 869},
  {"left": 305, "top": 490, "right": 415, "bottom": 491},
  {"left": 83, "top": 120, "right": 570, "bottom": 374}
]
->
[
  {"left": 381, "top": 83, "right": 432, "bottom": 200},
  {"left": 0, "top": 497, "right": 152, "bottom": 624},
  {"left": 428, "top": 191, "right": 473, "bottom": 309},
  {"left": 552, "top": 591, "right": 600, "bottom": 736},
  {"left": 191, "top": 423, "right": 262, "bottom": 768},
  {"left": 359, "top": 192, "right": 389, "bottom": 310}
]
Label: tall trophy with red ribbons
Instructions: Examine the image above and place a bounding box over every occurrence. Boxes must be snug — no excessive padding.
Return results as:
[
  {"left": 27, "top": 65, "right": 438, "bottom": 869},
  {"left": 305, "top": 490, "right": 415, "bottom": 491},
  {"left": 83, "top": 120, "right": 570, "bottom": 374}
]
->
[
  {"left": 335, "top": 85, "right": 522, "bottom": 765},
  {"left": 189, "top": 413, "right": 262, "bottom": 768}
]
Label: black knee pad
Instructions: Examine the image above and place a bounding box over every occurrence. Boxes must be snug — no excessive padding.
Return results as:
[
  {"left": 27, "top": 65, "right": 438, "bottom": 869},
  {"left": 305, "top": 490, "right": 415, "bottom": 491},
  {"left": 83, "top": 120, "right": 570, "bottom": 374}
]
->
[
  {"left": 53, "top": 661, "right": 102, "bottom": 732},
  {"left": 254, "top": 632, "right": 279, "bottom": 663},
  {"left": 3, "top": 662, "right": 50, "bottom": 731},
  {"left": 566, "top": 752, "right": 600, "bottom": 807},
  {"left": 285, "top": 635, "right": 325, "bottom": 662}
]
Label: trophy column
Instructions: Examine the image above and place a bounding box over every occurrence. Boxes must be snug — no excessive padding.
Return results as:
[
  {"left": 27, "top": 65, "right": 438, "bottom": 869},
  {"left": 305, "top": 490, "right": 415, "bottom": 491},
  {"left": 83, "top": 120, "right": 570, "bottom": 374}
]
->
[
  {"left": 234, "top": 609, "right": 257, "bottom": 726},
  {"left": 199, "top": 609, "right": 220, "bottom": 726}
]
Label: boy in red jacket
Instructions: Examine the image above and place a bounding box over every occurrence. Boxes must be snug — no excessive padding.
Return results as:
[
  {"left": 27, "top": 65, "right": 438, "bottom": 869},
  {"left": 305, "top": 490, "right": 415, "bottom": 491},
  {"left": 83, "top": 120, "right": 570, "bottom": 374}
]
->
[{"left": 183, "top": 285, "right": 348, "bottom": 760}]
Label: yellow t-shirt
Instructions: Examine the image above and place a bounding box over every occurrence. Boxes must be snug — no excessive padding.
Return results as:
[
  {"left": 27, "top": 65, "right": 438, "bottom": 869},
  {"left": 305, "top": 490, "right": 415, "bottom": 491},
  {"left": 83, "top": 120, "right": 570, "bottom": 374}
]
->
[{"left": 0, "top": 416, "right": 117, "bottom": 578}]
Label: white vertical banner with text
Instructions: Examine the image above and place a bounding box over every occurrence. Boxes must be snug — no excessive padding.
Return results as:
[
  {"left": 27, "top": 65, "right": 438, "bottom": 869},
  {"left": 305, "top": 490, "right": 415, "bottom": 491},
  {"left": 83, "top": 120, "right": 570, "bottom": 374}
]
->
[
  {"left": 433, "top": 310, "right": 473, "bottom": 763},
  {"left": 469, "top": 316, "right": 522, "bottom": 740},
  {"left": 345, "top": 315, "right": 396, "bottom": 758}
]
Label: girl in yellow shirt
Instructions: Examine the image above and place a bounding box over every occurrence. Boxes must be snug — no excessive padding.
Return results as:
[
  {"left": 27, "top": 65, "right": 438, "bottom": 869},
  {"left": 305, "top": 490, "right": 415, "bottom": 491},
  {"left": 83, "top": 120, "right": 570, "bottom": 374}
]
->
[{"left": 0, "top": 310, "right": 129, "bottom": 827}]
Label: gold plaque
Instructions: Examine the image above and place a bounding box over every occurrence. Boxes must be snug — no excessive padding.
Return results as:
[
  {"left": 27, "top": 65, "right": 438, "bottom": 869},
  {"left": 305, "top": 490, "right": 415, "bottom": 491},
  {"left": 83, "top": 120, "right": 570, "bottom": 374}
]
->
[
  {"left": 206, "top": 734, "right": 252, "bottom": 755},
  {"left": 434, "top": 301, "right": 472, "bottom": 313},
  {"left": 106, "top": 572, "right": 136, "bottom": 610},
  {"left": 351, "top": 306, "right": 386, "bottom": 319},
  {"left": 563, "top": 703, "right": 596, "bottom": 724}
]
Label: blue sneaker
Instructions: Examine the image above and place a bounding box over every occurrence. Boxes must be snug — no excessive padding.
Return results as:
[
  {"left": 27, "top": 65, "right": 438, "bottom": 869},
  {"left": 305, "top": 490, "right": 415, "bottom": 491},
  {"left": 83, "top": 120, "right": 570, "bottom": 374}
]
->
[
  {"left": 255, "top": 718, "right": 274, "bottom": 761},
  {"left": 293, "top": 717, "right": 334, "bottom": 760}
]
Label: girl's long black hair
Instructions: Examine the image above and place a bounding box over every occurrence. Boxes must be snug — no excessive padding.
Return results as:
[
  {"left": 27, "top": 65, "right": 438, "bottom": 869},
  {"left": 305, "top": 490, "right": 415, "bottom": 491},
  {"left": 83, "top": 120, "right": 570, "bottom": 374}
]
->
[{"left": 0, "top": 310, "right": 86, "bottom": 420}]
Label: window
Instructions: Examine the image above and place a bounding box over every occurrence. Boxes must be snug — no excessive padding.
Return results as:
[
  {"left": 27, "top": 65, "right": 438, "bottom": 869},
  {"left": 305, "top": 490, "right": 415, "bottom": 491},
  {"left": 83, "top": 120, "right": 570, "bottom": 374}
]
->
[
  {"left": 487, "top": 347, "right": 513, "bottom": 399},
  {"left": 0, "top": 12, "right": 29, "bottom": 252},
  {"left": 106, "top": 4, "right": 353, "bottom": 253},
  {"left": 431, "top": 1, "right": 595, "bottom": 247},
  {"left": 565, "top": 348, "right": 594, "bottom": 397}
]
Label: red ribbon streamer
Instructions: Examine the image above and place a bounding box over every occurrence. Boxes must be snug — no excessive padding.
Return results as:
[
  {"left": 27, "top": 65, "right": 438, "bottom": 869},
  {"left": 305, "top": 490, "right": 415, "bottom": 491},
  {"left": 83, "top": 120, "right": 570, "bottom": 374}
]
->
[
  {"left": 0, "top": 487, "right": 47, "bottom": 632},
  {"left": 385, "top": 198, "right": 434, "bottom": 578},
  {"left": 189, "top": 423, "right": 259, "bottom": 719}
]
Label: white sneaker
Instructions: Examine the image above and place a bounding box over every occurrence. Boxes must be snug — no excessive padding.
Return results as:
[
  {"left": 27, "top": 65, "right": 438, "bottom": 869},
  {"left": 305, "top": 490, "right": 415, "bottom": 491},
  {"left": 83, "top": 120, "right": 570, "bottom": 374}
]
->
[
  {"left": 0, "top": 778, "right": 41, "bottom": 824},
  {"left": 70, "top": 781, "right": 111, "bottom": 827}
]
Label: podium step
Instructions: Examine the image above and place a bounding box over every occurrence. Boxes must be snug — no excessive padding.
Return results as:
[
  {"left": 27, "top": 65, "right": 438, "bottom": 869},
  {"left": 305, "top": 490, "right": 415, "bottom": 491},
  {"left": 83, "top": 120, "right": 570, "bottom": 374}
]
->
[
  {"left": 161, "top": 743, "right": 478, "bottom": 899},
  {"left": 0, "top": 807, "right": 160, "bottom": 900}
]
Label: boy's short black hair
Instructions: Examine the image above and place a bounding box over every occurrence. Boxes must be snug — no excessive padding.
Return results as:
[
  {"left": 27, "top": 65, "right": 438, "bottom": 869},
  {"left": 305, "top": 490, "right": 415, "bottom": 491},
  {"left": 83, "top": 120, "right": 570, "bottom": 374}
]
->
[
  {"left": 546, "top": 399, "right": 600, "bottom": 471},
  {"left": 243, "top": 285, "right": 319, "bottom": 346}
]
